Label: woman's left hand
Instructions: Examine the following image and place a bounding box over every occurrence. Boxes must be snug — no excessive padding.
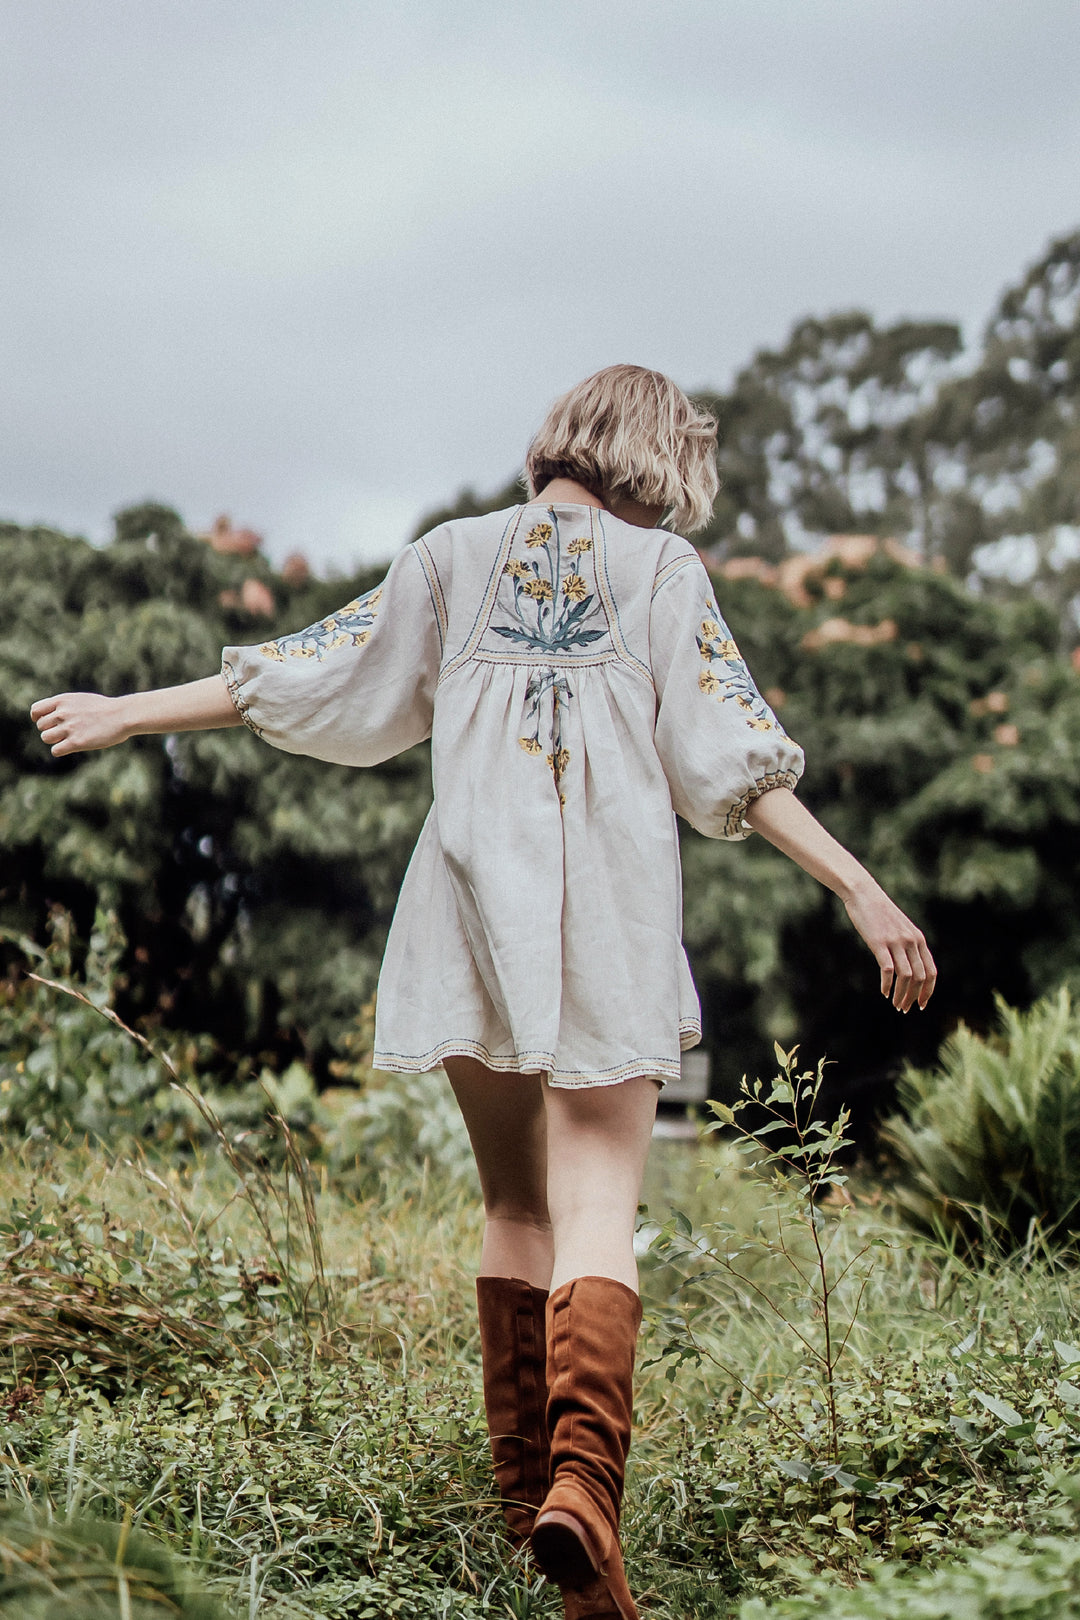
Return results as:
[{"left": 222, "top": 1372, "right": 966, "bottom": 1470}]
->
[{"left": 842, "top": 877, "right": 937, "bottom": 1012}]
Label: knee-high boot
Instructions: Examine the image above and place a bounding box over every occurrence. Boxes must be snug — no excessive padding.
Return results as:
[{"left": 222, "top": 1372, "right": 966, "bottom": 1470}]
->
[
  {"left": 475, "top": 1277, "right": 551, "bottom": 1545},
  {"left": 531, "top": 1277, "right": 642, "bottom": 1620}
]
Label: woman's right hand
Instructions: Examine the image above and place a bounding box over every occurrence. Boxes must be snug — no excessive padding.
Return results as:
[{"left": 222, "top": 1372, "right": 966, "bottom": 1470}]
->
[{"left": 30, "top": 692, "right": 132, "bottom": 757}]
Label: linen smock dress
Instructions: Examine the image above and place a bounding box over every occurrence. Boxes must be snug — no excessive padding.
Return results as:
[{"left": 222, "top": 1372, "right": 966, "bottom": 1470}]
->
[{"left": 222, "top": 502, "right": 804, "bottom": 1089}]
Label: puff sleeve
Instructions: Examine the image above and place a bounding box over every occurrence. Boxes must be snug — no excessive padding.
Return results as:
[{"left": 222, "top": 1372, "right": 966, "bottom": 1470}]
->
[
  {"left": 651, "top": 556, "right": 804, "bottom": 839},
  {"left": 221, "top": 542, "right": 442, "bottom": 766}
]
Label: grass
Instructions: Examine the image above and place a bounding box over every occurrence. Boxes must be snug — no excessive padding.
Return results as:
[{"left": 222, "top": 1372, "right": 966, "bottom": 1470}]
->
[{"left": 3, "top": 1115, "right": 1080, "bottom": 1619}]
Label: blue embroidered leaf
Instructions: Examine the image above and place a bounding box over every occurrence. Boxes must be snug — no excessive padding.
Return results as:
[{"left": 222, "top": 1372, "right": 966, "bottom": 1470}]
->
[{"left": 491, "top": 626, "right": 546, "bottom": 646}]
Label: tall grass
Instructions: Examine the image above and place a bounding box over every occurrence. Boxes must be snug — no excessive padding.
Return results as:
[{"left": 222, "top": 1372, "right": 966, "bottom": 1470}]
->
[{"left": 5, "top": 959, "right": 1080, "bottom": 1613}]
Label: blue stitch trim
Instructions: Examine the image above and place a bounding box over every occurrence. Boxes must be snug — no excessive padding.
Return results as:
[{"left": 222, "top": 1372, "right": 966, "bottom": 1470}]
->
[
  {"left": 412, "top": 538, "right": 447, "bottom": 653},
  {"left": 651, "top": 552, "right": 699, "bottom": 600},
  {"left": 595, "top": 512, "right": 651, "bottom": 679}
]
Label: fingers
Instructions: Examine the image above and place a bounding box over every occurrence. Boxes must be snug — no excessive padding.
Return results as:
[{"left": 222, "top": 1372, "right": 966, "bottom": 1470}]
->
[
  {"left": 916, "top": 937, "right": 938, "bottom": 1010},
  {"left": 30, "top": 695, "right": 81, "bottom": 756},
  {"left": 890, "top": 942, "right": 921, "bottom": 1013},
  {"left": 857, "top": 896, "right": 937, "bottom": 1011},
  {"left": 874, "top": 945, "right": 894, "bottom": 1001},
  {"left": 887, "top": 931, "right": 936, "bottom": 1012}
]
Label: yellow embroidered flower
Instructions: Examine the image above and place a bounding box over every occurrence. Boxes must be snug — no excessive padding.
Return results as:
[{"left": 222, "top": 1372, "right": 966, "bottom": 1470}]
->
[
  {"left": 562, "top": 574, "right": 587, "bottom": 602},
  {"left": 352, "top": 630, "right": 371, "bottom": 645},
  {"left": 716, "top": 639, "right": 739, "bottom": 660},
  {"left": 526, "top": 523, "right": 553, "bottom": 547},
  {"left": 568, "top": 537, "right": 592, "bottom": 555},
  {"left": 504, "top": 559, "right": 530, "bottom": 579},
  {"left": 289, "top": 645, "right": 316, "bottom": 659},
  {"left": 698, "top": 641, "right": 715, "bottom": 661},
  {"left": 698, "top": 670, "right": 720, "bottom": 694},
  {"left": 523, "top": 577, "right": 553, "bottom": 601},
  {"left": 748, "top": 717, "right": 775, "bottom": 731},
  {"left": 701, "top": 618, "right": 720, "bottom": 638},
  {"left": 546, "top": 747, "right": 571, "bottom": 777},
  {"left": 321, "top": 617, "right": 338, "bottom": 631},
  {"left": 260, "top": 642, "right": 286, "bottom": 662},
  {"left": 519, "top": 736, "right": 543, "bottom": 755},
  {"left": 327, "top": 633, "right": 349, "bottom": 650},
  {"left": 368, "top": 590, "right": 383, "bottom": 607},
  {"left": 736, "top": 695, "right": 755, "bottom": 710}
]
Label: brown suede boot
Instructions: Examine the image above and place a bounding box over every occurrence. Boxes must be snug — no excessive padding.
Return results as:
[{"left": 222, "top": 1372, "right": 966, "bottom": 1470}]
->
[
  {"left": 475, "top": 1276, "right": 551, "bottom": 1545},
  {"left": 530, "top": 1277, "right": 642, "bottom": 1620}
]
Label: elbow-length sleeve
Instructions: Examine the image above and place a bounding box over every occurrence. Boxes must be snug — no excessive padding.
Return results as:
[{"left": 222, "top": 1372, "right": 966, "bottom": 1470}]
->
[
  {"left": 221, "top": 541, "right": 443, "bottom": 766},
  {"left": 650, "top": 555, "right": 804, "bottom": 839}
]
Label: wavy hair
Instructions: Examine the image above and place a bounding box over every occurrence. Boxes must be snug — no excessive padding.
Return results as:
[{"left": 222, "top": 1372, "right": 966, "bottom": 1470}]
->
[{"left": 525, "top": 364, "right": 719, "bottom": 534}]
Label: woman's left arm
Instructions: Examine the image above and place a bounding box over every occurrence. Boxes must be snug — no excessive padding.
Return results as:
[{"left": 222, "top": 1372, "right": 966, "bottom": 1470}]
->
[{"left": 744, "top": 787, "right": 936, "bottom": 1012}]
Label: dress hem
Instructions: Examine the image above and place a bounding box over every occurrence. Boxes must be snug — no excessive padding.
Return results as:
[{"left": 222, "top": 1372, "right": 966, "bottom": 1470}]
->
[{"left": 372, "top": 1026, "right": 703, "bottom": 1090}]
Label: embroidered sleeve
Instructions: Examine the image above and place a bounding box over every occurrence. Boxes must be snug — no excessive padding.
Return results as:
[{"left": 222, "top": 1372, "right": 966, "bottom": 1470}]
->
[
  {"left": 221, "top": 542, "right": 442, "bottom": 767},
  {"left": 650, "top": 556, "right": 804, "bottom": 839}
]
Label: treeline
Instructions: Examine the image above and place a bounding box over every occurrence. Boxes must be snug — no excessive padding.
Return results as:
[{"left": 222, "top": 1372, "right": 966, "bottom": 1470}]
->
[
  {"left": 2, "top": 227, "right": 1079, "bottom": 1111},
  {"left": 423, "top": 227, "right": 1080, "bottom": 640}
]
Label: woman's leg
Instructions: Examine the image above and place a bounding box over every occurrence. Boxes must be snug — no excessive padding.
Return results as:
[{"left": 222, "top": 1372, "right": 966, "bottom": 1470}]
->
[
  {"left": 533, "top": 1075, "right": 659, "bottom": 1620},
  {"left": 444, "top": 1056, "right": 554, "bottom": 1289},
  {"left": 543, "top": 1075, "right": 659, "bottom": 1293},
  {"left": 446, "top": 1056, "right": 555, "bottom": 1542}
]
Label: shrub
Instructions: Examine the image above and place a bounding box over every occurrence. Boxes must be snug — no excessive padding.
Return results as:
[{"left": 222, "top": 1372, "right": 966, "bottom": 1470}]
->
[{"left": 881, "top": 989, "right": 1080, "bottom": 1249}]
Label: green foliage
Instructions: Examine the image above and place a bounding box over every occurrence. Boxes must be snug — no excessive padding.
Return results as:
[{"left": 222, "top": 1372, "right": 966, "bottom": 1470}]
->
[
  {"left": 675, "top": 555, "right": 1080, "bottom": 1102},
  {"left": 0, "top": 504, "right": 431, "bottom": 1073},
  {"left": 10, "top": 1100, "right": 1080, "bottom": 1614},
  {"left": 647, "top": 1046, "right": 869, "bottom": 1462},
  {"left": 738, "top": 1523, "right": 1080, "bottom": 1620},
  {"left": 0, "top": 1505, "right": 227, "bottom": 1618},
  {"left": 883, "top": 989, "right": 1080, "bottom": 1249}
]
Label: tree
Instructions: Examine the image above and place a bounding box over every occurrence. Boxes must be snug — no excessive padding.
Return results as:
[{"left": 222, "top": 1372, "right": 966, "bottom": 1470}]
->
[{"left": 1, "top": 505, "right": 431, "bottom": 1067}]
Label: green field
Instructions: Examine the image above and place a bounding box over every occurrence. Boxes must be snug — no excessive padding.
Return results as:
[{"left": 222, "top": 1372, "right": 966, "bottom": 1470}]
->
[{"left": 4, "top": 1015, "right": 1080, "bottom": 1618}]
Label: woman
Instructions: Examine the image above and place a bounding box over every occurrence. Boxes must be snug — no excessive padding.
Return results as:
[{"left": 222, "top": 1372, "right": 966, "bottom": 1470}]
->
[{"left": 32, "top": 366, "right": 935, "bottom": 1619}]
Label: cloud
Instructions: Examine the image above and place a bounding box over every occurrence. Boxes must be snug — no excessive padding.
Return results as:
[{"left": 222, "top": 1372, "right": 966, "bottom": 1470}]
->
[{"left": 1, "top": 0, "right": 1078, "bottom": 569}]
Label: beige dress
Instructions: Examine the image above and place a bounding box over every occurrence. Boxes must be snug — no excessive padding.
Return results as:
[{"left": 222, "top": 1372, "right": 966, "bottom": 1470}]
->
[{"left": 222, "top": 502, "right": 804, "bottom": 1088}]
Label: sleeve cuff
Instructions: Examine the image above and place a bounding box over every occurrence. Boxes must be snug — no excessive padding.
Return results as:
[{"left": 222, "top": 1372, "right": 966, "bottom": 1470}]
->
[
  {"left": 221, "top": 654, "right": 264, "bottom": 740},
  {"left": 723, "top": 769, "right": 800, "bottom": 839}
]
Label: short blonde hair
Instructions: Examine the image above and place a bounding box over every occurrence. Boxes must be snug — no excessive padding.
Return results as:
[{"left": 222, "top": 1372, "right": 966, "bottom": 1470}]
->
[{"left": 525, "top": 364, "right": 719, "bottom": 534}]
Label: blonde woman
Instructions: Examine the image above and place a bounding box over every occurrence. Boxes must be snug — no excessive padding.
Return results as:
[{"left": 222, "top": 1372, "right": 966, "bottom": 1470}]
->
[{"left": 32, "top": 366, "right": 936, "bottom": 1619}]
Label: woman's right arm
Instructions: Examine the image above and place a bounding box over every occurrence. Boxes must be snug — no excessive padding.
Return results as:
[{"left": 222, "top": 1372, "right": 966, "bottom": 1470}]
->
[{"left": 30, "top": 675, "right": 242, "bottom": 757}]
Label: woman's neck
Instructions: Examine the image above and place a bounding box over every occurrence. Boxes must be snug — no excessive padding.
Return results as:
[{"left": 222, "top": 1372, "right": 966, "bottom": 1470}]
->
[
  {"left": 531, "top": 479, "right": 664, "bottom": 529},
  {"left": 532, "top": 478, "right": 604, "bottom": 510}
]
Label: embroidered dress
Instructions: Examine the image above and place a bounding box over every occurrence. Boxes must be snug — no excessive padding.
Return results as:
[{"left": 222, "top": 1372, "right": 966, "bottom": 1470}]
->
[{"left": 222, "top": 504, "right": 804, "bottom": 1088}]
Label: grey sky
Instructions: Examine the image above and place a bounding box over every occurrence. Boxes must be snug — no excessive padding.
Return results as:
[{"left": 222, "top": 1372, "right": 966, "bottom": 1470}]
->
[{"left": 2, "top": 1, "right": 1079, "bottom": 572}]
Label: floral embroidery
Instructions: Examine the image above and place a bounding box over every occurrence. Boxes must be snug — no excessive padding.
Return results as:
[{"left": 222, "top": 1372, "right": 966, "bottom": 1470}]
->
[
  {"left": 696, "top": 595, "right": 784, "bottom": 733},
  {"left": 494, "top": 513, "right": 606, "bottom": 656},
  {"left": 518, "top": 666, "right": 572, "bottom": 805},
  {"left": 260, "top": 588, "right": 383, "bottom": 662},
  {"left": 493, "top": 511, "right": 610, "bottom": 807}
]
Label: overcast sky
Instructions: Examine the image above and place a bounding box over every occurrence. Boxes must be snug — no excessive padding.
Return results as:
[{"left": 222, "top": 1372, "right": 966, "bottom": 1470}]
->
[{"left": 2, "top": 1, "right": 1079, "bottom": 574}]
